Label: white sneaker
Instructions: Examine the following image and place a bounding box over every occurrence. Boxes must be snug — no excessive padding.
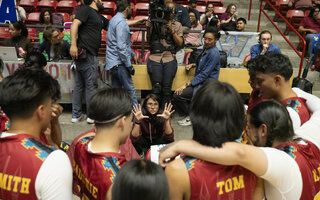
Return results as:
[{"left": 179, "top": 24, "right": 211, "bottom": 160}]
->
[
  {"left": 71, "top": 114, "right": 86, "bottom": 123},
  {"left": 178, "top": 116, "right": 191, "bottom": 126},
  {"left": 87, "top": 118, "right": 94, "bottom": 124}
]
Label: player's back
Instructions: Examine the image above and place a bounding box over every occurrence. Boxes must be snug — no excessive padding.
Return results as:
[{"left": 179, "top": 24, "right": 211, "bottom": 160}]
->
[
  {"left": 277, "top": 138, "right": 320, "bottom": 199},
  {"left": 182, "top": 156, "right": 257, "bottom": 200},
  {"left": 73, "top": 136, "right": 127, "bottom": 200}
]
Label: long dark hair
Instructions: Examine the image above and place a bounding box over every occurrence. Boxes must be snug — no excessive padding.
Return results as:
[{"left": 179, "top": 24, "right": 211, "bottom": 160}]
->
[
  {"left": 43, "top": 27, "right": 64, "bottom": 60},
  {"left": 142, "top": 94, "right": 163, "bottom": 132},
  {"left": 249, "top": 100, "right": 294, "bottom": 147},
  {"left": 20, "top": 51, "right": 47, "bottom": 70},
  {"left": 11, "top": 21, "right": 28, "bottom": 37},
  {"left": 112, "top": 159, "right": 169, "bottom": 200},
  {"left": 39, "top": 9, "right": 53, "bottom": 24}
]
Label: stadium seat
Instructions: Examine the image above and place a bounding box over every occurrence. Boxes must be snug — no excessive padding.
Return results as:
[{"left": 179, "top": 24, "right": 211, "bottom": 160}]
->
[
  {"left": 0, "top": 27, "right": 10, "bottom": 39},
  {"left": 19, "top": 0, "right": 38, "bottom": 13},
  {"left": 197, "top": 0, "right": 207, "bottom": 6},
  {"left": 207, "top": 0, "right": 223, "bottom": 7},
  {"left": 101, "top": 30, "right": 107, "bottom": 42},
  {"left": 56, "top": 0, "right": 77, "bottom": 13},
  {"left": 264, "top": 0, "right": 276, "bottom": 10},
  {"left": 27, "top": 27, "right": 37, "bottom": 42},
  {"left": 273, "top": 0, "right": 289, "bottom": 21},
  {"left": 134, "top": 15, "right": 148, "bottom": 20},
  {"left": 183, "top": 51, "right": 191, "bottom": 65},
  {"left": 305, "top": 10, "right": 311, "bottom": 16},
  {"left": 142, "top": 50, "right": 150, "bottom": 63},
  {"left": 134, "top": 3, "right": 149, "bottom": 17},
  {"left": 243, "top": 54, "right": 251, "bottom": 63},
  {"left": 131, "top": 31, "right": 148, "bottom": 49},
  {"left": 37, "top": 0, "right": 57, "bottom": 13},
  {"left": 55, "top": 12, "right": 71, "bottom": 23},
  {"left": 284, "top": 10, "right": 305, "bottom": 35},
  {"left": 196, "top": 5, "right": 207, "bottom": 14},
  {"left": 133, "top": 49, "right": 141, "bottom": 62},
  {"left": 102, "top": 1, "right": 116, "bottom": 15},
  {"left": 213, "top": 6, "right": 226, "bottom": 17},
  {"left": 25, "top": 12, "right": 40, "bottom": 24},
  {"left": 102, "top": 14, "right": 112, "bottom": 20}
]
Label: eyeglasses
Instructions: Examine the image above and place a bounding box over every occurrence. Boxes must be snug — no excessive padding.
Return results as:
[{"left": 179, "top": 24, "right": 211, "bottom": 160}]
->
[{"left": 147, "top": 103, "right": 159, "bottom": 107}]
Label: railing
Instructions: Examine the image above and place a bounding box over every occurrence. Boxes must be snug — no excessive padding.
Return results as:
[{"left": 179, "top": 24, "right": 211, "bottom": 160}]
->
[
  {"left": 248, "top": 0, "right": 252, "bottom": 21},
  {"left": 257, "top": 0, "right": 306, "bottom": 78}
]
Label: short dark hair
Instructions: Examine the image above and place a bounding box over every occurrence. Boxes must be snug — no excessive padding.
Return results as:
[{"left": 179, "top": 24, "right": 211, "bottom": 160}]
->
[
  {"left": 309, "top": 6, "right": 320, "bottom": 17},
  {"left": 237, "top": 17, "right": 247, "bottom": 24},
  {"left": 249, "top": 100, "right": 294, "bottom": 147},
  {"left": 247, "top": 52, "right": 293, "bottom": 81},
  {"left": 39, "top": 9, "right": 53, "bottom": 24},
  {"left": 116, "top": 0, "right": 131, "bottom": 12},
  {"left": 0, "top": 69, "right": 61, "bottom": 119},
  {"left": 20, "top": 52, "right": 47, "bottom": 70},
  {"left": 204, "top": 26, "right": 221, "bottom": 40},
  {"left": 190, "top": 80, "right": 245, "bottom": 147},
  {"left": 88, "top": 88, "right": 132, "bottom": 127},
  {"left": 0, "top": 59, "right": 3, "bottom": 73},
  {"left": 83, "top": 0, "right": 93, "bottom": 5},
  {"left": 11, "top": 21, "right": 28, "bottom": 37},
  {"left": 112, "top": 159, "right": 169, "bottom": 200}
]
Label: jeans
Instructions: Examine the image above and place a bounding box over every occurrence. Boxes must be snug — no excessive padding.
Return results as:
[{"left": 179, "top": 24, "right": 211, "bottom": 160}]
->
[
  {"left": 173, "top": 86, "right": 194, "bottom": 116},
  {"left": 72, "top": 54, "right": 98, "bottom": 117},
  {"left": 147, "top": 59, "right": 178, "bottom": 107},
  {"left": 306, "top": 33, "right": 319, "bottom": 58},
  {"left": 111, "top": 64, "right": 138, "bottom": 106}
]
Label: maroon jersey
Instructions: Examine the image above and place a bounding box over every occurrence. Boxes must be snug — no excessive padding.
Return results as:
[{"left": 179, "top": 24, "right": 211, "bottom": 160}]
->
[
  {"left": 247, "top": 90, "right": 264, "bottom": 113},
  {"left": 183, "top": 156, "right": 257, "bottom": 200},
  {"left": 277, "top": 139, "right": 320, "bottom": 200},
  {"left": 282, "top": 97, "right": 310, "bottom": 125},
  {"left": 0, "top": 108, "right": 9, "bottom": 132},
  {"left": 73, "top": 136, "right": 127, "bottom": 200},
  {"left": 0, "top": 134, "right": 55, "bottom": 200}
]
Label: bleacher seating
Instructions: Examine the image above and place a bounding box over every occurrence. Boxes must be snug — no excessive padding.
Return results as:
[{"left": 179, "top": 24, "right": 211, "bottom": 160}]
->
[
  {"left": 56, "top": 12, "right": 71, "bottom": 23},
  {"left": 19, "top": 0, "right": 38, "bottom": 13},
  {"left": 207, "top": 0, "right": 223, "bottom": 7},
  {"left": 196, "top": 5, "right": 207, "bottom": 14},
  {"left": 27, "top": 27, "right": 37, "bottom": 42},
  {"left": 102, "top": 1, "right": 116, "bottom": 15},
  {"left": 102, "top": 15, "right": 113, "bottom": 20},
  {"left": 273, "top": 0, "right": 289, "bottom": 21},
  {"left": 131, "top": 31, "right": 148, "bottom": 49},
  {"left": 37, "top": 0, "right": 57, "bottom": 12},
  {"left": 56, "top": 0, "right": 77, "bottom": 13},
  {"left": 0, "top": 27, "right": 10, "bottom": 40},
  {"left": 213, "top": 6, "right": 226, "bottom": 17},
  {"left": 284, "top": 10, "right": 305, "bottom": 35},
  {"left": 134, "top": 3, "right": 149, "bottom": 17},
  {"left": 25, "top": 12, "right": 40, "bottom": 24}
]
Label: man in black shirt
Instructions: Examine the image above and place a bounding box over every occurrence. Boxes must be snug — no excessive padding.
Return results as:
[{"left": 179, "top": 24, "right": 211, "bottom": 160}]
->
[{"left": 69, "top": 0, "right": 109, "bottom": 124}]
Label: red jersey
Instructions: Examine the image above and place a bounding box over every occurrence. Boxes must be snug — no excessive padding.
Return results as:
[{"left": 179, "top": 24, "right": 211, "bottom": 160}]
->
[
  {"left": 277, "top": 139, "right": 320, "bottom": 200},
  {"left": 73, "top": 136, "right": 127, "bottom": 200},
  {"left": 183, "top": 156, "right": 257, "bottom": 200},
  {"left": 247, "top": 90, "right": 264, "bottom": 113},
  {"left": 282, "top": 97, "right": 310, "bottom": 125},
  {"left": 0, "top": 134, "right": 55, "bottom": 200},
  {"left": 0, "top": 108, "right": 9, "bottom": 132}
]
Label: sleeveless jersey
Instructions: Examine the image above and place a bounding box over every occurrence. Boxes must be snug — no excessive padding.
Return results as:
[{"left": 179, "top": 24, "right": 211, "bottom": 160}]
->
[
  {"left": 277, "top": 139, "right": 320, "bottom": 200},
  {"left": 73, "top": 136, "right": 127, "bottom": 200},
  {"left": 183, "top": 156, "right": 257, "bottom": 200},
  {"left": 0, "top": 134, "right": 55, "bottom": 200},
  {"left": 282, "top": 96, "right": 310, "bottom": 125}
]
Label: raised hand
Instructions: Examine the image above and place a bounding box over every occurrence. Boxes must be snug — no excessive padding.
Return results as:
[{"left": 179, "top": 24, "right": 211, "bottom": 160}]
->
[
  {"left": 157, "top": 103, "right": 175, "bottom": 120},
  {"left": 132, "top": 104, "right": 149, "bottom": 122}
]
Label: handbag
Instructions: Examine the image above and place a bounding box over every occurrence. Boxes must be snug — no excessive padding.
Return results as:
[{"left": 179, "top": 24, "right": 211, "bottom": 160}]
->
[{"left": 292, "top": 59, "right": 313, "bottom": 94}]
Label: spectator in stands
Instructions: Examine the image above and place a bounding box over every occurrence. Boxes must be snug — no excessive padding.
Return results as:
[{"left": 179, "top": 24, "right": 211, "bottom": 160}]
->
[
  {"left": 3, "top": 21, "right": 33, "bottom": 58},
  {"left": 236, "top": 17, "right": 247, "bottom": 32},
  {"left": 72, "top": 0, "right": 85, "bottom": 20},
  {"left": 72, "top": 88, "right": 132, "bottom": 200},
  {"left": 37, "top": 9, "right": 53, "bottom": 34},
  {"left": 174, "top": 27, "right": 220, "bottom": 126},
  {"left": 0, "top": 69, "right": 72, "bottom": 199},
  {"left": 199, "top": 3, "right": 220, "bottom": 29},
  {"left": 37, "top": 27, "right": 71, "bottom": 61},
  {"left": 298, "top": 6, "right": 320, "bottom": 59},
  {"left": 70, "top": 0, "right": 109, "bottom": 124},
  {"left": 250, "top": 30, "right": 281, "bottom": 59},
  {"left": 130, "top": 94, "right": 174, "bottom": 156},
  {"left": 247, "top": 53, "right": 310, "bottom": 129},
  {"left": 288, "top": 0, "right": 316, "bottom": 12},
  {"left": 187, "top": 0, "right": 200, "bottom": 21},
  {"left": 112, "top": 159, "right": 169, "bottom": 200},
  {"left": 184, "top": 10, "right": 202, "bottom": 47},
  {"left": 164, "top": 80, "right": 259, "bottom": 199},
  {"left": 220, "top": 3, "right": 238, "bottom": 31},
  {"left": 146, "top": 2, "right": 183, "bottom": 107},
  {"left": 15, "top": 0, "right": 26, "bottom": 21},
  {"left": 165, "top": 0, "right": 191, "bottom": 33}
]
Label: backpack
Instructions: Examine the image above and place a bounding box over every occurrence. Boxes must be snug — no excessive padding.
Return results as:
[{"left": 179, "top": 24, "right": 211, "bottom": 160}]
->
[{"left": 292, "top": 59, "right": 313, "bottom": 93}]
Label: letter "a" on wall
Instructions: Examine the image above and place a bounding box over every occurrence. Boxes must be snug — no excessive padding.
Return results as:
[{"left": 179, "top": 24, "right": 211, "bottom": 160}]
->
[{"left": 0, "top": 0, "right": 18, "bottom": 23}]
